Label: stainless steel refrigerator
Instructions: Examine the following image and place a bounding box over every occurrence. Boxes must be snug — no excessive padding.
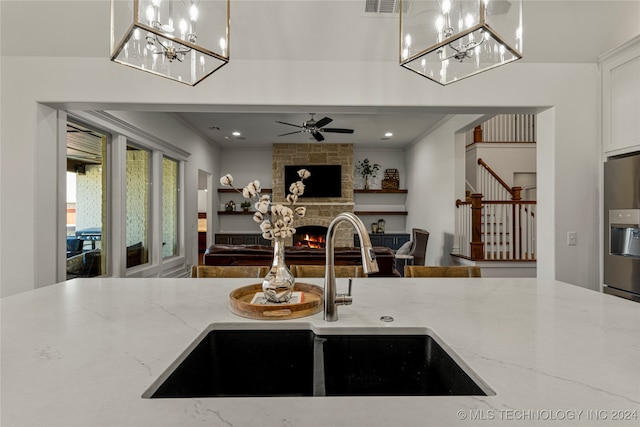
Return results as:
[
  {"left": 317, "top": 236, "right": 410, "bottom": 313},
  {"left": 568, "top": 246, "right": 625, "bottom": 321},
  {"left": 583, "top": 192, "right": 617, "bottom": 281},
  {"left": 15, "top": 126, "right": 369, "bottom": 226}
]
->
[{"left": 604, "top": 153, "right": 640, "bottom": 302}]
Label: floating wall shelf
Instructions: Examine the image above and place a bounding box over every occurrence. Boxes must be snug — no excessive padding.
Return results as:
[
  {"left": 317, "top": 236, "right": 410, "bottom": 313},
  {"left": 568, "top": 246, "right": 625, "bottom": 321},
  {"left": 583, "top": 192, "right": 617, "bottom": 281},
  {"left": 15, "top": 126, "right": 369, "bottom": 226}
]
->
[
  {"left": 217, "top": 211, "right": 255, "bottom": 215},
  {"left": 354, "top": 189, "right": 408, "bottom": 194},
  {"left": 218, "top": 188, "right": 272, "bottom": 193},
  {"left": 354, "top": 211, "right": 408, "bottom": 216}
]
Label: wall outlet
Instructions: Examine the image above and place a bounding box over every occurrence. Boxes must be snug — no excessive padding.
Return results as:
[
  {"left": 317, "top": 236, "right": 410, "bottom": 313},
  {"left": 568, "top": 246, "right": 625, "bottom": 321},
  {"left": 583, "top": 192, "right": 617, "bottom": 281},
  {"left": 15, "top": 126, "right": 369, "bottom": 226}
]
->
[{"left": 567, "top": 231, "right": 577, "bottom": 246}]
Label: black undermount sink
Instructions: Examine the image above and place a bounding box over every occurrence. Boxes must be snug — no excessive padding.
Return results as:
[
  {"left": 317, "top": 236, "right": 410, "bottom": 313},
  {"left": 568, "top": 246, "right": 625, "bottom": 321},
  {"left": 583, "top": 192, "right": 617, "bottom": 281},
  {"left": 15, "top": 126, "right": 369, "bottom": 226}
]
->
[{"left": 143, "top": 327, "right": 494, "bottom": 398}]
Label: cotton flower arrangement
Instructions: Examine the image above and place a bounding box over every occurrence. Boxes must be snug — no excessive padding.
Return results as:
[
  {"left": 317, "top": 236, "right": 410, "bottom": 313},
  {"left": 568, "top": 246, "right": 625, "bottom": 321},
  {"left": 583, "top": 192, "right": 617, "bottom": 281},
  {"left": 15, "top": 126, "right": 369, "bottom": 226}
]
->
[{"left": 220, "top": 169, "right": 310, "bottom": 240}]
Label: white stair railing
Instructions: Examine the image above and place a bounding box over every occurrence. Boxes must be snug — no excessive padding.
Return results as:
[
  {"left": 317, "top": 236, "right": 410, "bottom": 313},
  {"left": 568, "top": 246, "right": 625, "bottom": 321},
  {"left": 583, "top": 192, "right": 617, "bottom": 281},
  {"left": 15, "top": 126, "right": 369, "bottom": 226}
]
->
[
  {"left": 481, "top": 114, "right": 536, "bottom": 142},
  {"left": 456, "top": 201, "right": 472, "bottom": 258},
  {"left": 476, "top": 158, "right": 516, "bottom": 201},
  {"left": 455, "top": 198, "right": 536, "bottom": 261}
]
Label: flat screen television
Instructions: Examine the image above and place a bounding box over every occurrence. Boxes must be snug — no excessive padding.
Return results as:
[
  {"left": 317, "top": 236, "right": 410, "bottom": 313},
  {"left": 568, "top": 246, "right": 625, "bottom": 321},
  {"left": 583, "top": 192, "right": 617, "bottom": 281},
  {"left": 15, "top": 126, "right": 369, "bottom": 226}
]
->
[{"left": 284, "top": 165, "right": 342, "bottom": 198}]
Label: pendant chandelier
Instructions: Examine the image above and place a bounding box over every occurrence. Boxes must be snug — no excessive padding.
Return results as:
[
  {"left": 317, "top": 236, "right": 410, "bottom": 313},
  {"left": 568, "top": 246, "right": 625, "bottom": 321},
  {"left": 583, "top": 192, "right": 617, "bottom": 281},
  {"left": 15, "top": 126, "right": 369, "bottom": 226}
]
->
[
  {"left": 110, "top": 0, "right": 230, "bottom": 86},
  {"left": 400, "top": 0, "right": 523, "bottom": 85}
]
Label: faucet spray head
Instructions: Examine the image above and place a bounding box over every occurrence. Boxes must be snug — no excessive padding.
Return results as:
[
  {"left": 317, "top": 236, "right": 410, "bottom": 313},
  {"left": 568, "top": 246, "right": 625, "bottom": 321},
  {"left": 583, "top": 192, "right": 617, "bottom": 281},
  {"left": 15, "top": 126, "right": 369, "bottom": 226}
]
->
[{"left": 361, "top": 246, "right": 379, "bottom": 275}]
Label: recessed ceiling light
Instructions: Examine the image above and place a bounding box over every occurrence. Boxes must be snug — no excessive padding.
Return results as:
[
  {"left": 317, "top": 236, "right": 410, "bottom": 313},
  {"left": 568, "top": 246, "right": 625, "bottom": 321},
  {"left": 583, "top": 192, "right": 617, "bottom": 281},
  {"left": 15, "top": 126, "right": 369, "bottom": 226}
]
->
[
  {"left": 232, "top": 131, "right": 241, "bottom": 137},
  {"left": 384, "top": 132, "right": 393, "bottom": 137}
]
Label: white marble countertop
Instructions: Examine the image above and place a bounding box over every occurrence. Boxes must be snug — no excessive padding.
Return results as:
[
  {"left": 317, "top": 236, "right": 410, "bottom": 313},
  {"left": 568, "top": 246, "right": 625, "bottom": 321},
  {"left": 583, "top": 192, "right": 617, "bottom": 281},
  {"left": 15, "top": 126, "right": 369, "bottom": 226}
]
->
[{"left": 1, "top": 277, "right": 639, "bottom": 426}]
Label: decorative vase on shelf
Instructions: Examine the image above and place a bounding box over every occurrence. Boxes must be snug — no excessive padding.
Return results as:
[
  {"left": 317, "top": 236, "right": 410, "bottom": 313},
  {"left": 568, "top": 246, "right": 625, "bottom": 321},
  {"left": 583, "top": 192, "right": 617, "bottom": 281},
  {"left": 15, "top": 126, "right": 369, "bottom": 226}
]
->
[
  {"left": 364, "top": 175, "right": 371, "bottom": 190},
  {"left": 262, "top": 236, "right": 295, "bottom": 303}
]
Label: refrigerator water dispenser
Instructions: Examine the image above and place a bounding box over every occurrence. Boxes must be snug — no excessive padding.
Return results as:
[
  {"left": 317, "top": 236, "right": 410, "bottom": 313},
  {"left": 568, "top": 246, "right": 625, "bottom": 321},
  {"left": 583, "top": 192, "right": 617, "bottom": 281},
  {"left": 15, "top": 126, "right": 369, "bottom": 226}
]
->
[{"left": 610, "top": 209, "right": 640, "bottom": 258}]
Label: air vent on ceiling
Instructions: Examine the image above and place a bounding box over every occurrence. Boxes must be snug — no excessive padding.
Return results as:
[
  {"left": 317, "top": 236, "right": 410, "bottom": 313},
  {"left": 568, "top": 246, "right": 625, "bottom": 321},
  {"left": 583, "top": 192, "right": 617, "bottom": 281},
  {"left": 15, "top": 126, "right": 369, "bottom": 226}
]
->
[{"left": 365, "top": 0, "right": 409, "bottom": 14}]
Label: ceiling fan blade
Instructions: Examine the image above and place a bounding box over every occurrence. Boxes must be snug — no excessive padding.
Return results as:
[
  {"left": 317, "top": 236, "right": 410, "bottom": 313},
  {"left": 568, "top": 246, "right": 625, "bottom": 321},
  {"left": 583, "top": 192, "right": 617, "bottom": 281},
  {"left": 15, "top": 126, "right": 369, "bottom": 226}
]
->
[
  {"left": 321, "top": 128, "right": 354, "bottom": 134},
  {"left": 312, "top": 131, "right": 325, "bottom": 142},
  {"left": 278, "top": 130, "right": 304, "bottom": 137},
  {"left": 314, "top": 117, "right": 333, "bottom": 128},
  {"left": 275, "top": 121, "right": 304, "bottom": 129}
]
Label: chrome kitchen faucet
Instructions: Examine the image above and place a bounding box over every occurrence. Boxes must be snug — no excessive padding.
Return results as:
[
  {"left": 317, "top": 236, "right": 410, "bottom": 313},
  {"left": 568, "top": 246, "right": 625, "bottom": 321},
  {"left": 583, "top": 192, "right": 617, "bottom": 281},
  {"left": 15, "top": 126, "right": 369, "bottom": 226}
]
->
[{"left": 324, "top": 212, "right": 379, "bottom": 321}]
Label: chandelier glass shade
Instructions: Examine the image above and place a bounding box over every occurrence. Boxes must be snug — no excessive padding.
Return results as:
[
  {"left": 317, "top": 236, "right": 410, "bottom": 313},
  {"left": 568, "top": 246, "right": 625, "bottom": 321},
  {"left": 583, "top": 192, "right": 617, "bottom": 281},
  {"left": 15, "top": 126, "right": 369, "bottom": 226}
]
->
[
  {"left": 110, "top": 0, "right": 230, "bottom": 86},
  {"left": 400, "top": 0, "right": 523, "bottom": 85}
]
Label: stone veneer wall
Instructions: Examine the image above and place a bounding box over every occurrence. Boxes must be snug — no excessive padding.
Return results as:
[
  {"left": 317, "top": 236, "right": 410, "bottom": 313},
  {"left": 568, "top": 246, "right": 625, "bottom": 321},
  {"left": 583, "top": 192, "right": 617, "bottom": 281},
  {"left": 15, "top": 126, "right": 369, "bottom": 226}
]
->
[{"left": 272, "top": 144, "right": 354, "bottom": 247}]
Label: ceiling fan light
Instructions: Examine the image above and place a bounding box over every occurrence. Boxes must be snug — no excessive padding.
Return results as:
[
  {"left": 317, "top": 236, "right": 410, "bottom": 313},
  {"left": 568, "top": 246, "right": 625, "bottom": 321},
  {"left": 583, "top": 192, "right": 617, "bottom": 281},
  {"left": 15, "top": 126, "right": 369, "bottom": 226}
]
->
[
  {"left": 275, "top": 114, "right": 354, "bottom": 141},
  {"left": 399, "top": 0, "right": 523, "bottom": 85}
]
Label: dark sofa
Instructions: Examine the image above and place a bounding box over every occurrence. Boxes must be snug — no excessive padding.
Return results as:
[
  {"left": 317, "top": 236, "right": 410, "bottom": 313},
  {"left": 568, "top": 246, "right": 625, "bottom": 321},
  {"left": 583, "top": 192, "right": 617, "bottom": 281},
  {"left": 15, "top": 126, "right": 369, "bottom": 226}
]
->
[{"left": 203, "top": 244, "right": 400, "bottom": 277}]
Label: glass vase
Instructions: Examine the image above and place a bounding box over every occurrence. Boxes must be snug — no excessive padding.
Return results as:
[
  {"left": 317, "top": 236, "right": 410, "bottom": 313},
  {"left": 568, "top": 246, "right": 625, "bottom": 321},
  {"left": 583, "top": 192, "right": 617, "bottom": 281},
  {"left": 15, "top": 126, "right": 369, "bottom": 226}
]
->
[{"left": 262, "top": 236, "right": 295, "bottom": 303}]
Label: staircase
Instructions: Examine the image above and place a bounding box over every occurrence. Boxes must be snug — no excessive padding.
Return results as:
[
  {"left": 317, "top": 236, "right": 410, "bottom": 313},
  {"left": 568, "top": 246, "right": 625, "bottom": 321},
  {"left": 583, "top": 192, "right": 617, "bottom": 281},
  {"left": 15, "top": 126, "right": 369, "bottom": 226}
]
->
[
  {"left": 455, "top": 191, "right": 536, "bottom": 261},
  {"left": 453, "top": 116, "right": 537, "bottom": 276}
]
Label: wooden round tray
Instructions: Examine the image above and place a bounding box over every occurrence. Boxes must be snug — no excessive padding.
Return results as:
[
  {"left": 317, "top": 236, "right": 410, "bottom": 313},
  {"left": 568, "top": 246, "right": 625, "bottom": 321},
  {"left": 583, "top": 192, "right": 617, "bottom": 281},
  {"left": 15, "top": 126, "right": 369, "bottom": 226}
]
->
[{"left": 229, "top": 282, "right": 324, "bottom": 320}]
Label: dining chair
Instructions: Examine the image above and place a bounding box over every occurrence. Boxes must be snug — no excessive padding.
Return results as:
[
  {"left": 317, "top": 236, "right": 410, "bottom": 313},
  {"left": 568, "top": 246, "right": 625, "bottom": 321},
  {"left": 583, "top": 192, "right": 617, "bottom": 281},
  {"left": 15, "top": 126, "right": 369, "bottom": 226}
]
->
[
  {"left": 194, "top": 265, "right": 270, "bottom": 278},
  {"left": 290, "top": 265, "right": 365, "bottom": 278},
  {"left": 395, "top": 228, "right": 430, "bottom": 274},
  {"left": 404, "top": 265, "right": 482, "bottom": 278}
]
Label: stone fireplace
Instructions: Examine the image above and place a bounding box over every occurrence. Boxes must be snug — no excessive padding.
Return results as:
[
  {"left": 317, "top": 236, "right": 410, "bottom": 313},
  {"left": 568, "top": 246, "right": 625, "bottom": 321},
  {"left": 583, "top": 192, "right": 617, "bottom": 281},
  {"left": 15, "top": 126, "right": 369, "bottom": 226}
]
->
[{"left": 272, "top": 143, "right": 354, "bottom": 247}]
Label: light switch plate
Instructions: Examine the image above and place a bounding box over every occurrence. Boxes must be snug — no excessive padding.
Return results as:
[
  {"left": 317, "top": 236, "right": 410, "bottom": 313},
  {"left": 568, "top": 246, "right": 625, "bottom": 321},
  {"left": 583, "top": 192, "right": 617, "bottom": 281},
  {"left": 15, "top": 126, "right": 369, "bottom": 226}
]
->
[{"left": 567, "top": 231, "right": 577, "bottom": 246}]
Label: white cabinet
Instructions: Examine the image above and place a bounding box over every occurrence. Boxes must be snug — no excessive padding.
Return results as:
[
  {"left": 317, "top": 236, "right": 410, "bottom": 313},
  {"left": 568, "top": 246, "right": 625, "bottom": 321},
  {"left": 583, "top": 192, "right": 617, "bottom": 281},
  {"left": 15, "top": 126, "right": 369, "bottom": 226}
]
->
[{"left": 601, "top": 35, "right": 640, "bottom": 155}]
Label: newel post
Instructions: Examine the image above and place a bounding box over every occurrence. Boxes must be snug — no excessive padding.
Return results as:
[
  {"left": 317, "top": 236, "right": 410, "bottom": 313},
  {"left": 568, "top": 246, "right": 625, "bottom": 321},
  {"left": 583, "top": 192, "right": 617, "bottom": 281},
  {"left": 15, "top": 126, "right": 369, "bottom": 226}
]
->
[
  {"left": 470, "top": 193, "right": 484, "bottom": 260},
  {"left": 511, "top": 186, "right": 522, "bottom": 201},
  {"left": 473, "top": 126, "right": 483, "bottom": 143},
  {"left": 511, "top": 186, "right": 522, "bottom": 259}
]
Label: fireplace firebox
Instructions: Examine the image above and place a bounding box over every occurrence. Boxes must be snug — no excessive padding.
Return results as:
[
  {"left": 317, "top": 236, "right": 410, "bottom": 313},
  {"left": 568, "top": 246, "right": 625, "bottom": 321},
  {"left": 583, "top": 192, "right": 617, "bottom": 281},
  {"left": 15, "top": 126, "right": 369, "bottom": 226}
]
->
[{"left": 294, "top": 226, "right": 328, "bottom": 249}]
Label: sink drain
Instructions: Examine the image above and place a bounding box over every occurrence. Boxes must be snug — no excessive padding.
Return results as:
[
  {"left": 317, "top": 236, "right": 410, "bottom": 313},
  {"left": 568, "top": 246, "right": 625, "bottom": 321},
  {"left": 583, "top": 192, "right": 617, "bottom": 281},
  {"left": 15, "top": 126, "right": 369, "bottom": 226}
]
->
[{"left": 380, "top": 315, "right": 394, "bottom": 322}]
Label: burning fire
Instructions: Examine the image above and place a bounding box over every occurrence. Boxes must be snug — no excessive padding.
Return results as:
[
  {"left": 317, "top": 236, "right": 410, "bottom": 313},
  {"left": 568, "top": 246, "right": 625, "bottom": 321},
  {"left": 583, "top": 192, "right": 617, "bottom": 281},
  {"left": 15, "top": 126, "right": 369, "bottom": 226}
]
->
[{"left": 297, "top": 233, "right": 326, "bottom": 249}]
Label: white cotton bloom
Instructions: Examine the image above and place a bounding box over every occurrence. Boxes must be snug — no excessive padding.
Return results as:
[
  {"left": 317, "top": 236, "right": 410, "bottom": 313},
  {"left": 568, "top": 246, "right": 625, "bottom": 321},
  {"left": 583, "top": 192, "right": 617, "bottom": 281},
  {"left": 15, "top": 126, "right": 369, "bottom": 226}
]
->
[
  {"left": 297, "top": 169, "right": 311, "bottom": 179},
  {"left": 289, "top": 181, "right": 305, "bottom": 195},
  {"left": 244, "top": 180, "right": 260, "bottom": 196},
  {"left": 281, "top": 227, "right": 294, "bottom": 238},
  {"left": 260, "top": 220, "right": 272, "bottom": 233},
  {"left": 255, "top": 200, "right": 269, "bottom": 214},
  {"left": 218, "top": 172, "right": 309, "bottom": 241},
  {"left": 286, "top": 194, "right": 298, "bottom": 204}
]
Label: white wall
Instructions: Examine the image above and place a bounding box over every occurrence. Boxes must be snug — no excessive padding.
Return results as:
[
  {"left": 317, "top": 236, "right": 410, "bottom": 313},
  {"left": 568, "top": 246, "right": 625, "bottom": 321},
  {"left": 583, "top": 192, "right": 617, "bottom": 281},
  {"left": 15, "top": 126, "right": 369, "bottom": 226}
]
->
[
  {"left": 353, "top": 149, "right": 406, "bottom": 190},
  {"left": 466, "top": 143, "right": 537, "bottom": 191},
  {"left": 216, "top": 148, "right": 273, "bottom": 233},
  {"left": 353, "top": 148, "right": 407, "bottom": 233},
  {"left": 0, "top": 52, "right": 605, "bottom": 295},
  {"left": 405, "top": 115, "right": 480, "bottom": 266}
]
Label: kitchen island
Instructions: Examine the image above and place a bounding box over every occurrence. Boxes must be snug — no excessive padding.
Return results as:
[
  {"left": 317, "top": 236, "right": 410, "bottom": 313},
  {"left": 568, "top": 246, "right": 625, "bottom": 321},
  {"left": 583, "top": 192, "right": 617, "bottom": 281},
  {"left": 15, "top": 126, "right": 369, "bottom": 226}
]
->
[{"left": 1, "top": 277, "right": 639, "bottom": 426}]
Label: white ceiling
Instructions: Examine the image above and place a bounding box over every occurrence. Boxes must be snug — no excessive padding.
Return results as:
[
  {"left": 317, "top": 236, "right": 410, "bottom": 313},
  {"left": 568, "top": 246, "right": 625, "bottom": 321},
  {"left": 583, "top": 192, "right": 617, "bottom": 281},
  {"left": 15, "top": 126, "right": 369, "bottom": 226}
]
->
[{"left": 2, "top": 0, "right": 639, "bottom": 148}]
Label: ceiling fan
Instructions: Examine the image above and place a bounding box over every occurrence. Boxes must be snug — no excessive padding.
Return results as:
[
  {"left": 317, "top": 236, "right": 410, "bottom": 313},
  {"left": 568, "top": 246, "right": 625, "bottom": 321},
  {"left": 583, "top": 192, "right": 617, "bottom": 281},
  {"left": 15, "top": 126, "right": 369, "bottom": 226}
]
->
[{"left": 276, "top": 113, "right": 354, "bottom": 142}]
